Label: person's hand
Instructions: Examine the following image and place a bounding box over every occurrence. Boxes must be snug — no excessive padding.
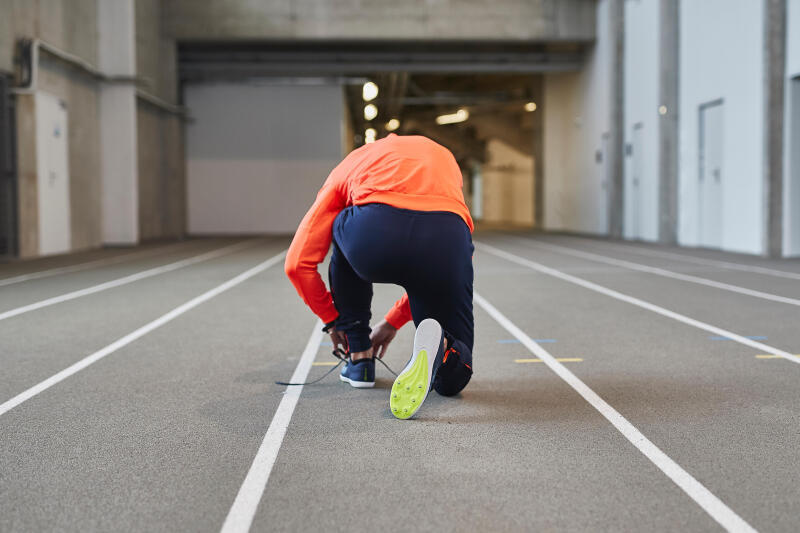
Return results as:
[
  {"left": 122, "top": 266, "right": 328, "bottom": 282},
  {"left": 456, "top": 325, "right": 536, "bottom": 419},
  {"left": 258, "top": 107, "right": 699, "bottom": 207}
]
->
[
  {"left": 329, "top": 329, "right": 347, "bottom": 353},
  {"left": 370, "top": 320, "right": 397, "bottom": 359}
]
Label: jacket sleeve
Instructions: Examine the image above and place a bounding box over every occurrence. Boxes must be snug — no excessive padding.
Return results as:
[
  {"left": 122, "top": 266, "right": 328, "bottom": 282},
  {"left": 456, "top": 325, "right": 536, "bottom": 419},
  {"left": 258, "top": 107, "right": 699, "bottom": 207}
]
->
[
  {"left": 284, "top": 176, "right": 347, "bottom": 324},
  {"left": 385, "top": 293, "right": 413, "bottom": 329}
]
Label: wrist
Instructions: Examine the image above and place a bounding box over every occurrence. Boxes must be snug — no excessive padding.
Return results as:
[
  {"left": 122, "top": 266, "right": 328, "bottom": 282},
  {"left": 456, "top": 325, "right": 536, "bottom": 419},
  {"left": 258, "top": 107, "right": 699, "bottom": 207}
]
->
[{"left": 383, "top": 316, "right": 403, "bottom": 330}]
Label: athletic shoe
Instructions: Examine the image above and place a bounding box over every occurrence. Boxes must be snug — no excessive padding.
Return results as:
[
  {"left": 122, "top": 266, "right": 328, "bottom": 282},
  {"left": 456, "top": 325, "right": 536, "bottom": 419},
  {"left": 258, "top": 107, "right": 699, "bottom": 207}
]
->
[
  {"left": 339, "top": 357, "right": 375, "bottom": 388},
  {"left": 390, "top": 318, "right": 445, "bottom": 420}
]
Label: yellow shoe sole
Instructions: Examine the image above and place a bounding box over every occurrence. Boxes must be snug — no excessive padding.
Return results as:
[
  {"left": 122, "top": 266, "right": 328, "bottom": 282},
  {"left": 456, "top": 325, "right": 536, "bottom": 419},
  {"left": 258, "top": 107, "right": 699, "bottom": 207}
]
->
[
  {"left": 389, "top": 318, "right": 443, "bottom": 420},
  {"left": 390, "top": 349, "right": 429, "bottom": 419}
]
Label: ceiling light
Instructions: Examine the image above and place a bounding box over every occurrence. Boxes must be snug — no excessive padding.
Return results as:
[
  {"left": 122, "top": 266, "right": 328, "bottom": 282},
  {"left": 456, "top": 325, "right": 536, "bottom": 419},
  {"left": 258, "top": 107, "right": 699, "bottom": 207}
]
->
[
  {"left": 364, "top": 104, "right": 378, "bottom": 121},
  {"left": 365, "top": 128, "right": 377, "bottom": 143},
  {"left": 524, "top": 102, "right": 537, "bottom": 112},
  {"left": 435, "top": 109, "right": 469, "bottom": 125},
  {"left": 658, "top": 105, "right": 668, "bottom": 115},
  {"left": 362, "top": 81, "right": 379, "bottom": 102},
  {"left": 385, "top": 118, "right": 400, "bottom": 131}
]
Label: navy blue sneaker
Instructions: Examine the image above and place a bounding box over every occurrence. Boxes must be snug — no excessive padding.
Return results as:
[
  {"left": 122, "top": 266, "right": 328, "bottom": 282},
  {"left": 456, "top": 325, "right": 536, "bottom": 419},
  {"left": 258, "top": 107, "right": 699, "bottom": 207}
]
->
[{"left": 339, "top": 358, "right": 375, "bottom": 388}]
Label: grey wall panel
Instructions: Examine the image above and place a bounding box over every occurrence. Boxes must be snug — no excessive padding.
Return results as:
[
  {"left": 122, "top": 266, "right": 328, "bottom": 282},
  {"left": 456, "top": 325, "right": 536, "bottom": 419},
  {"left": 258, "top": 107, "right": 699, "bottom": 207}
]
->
[{"left": 185, "top": 82, "right": 344, "bottom": 235}]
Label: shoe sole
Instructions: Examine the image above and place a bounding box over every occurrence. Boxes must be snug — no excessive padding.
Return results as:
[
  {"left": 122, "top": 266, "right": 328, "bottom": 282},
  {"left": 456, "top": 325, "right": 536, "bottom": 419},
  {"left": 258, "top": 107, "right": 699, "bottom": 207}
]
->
[
  {"left": 390, "top": 318, "right": 442, "bottom": 420},
  {"left": 339, "top": 374, "right": 375, "bottom": 388}
]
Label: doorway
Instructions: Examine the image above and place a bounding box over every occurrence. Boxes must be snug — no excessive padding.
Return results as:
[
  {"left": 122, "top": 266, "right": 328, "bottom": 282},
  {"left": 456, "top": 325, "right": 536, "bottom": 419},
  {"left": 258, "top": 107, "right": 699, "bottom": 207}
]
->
[
  {"left": 35, "top": 91, "right": 71, "bottom": 255},
  {"left": 630, "top": 122, "right": 645, "bottom": 239},
  {"left": 698, "top": 99, "right": 724, "bottom": 249}
]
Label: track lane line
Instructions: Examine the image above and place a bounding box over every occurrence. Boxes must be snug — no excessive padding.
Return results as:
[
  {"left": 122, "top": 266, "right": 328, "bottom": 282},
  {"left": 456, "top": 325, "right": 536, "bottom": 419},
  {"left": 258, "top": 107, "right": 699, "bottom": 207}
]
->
[
  {"left": 553, "top": 235, "right": 800, "bottom": 281},
  {"left": 0, "top": 240, "right": 199, "bottom": 287},
  {"left": 220, "top": 321, "right": 323, "bottom": 533},
  {"left": 474, "top": 291, "right": 757, "bottom": 533},
  {"left": 476, "top": 241, "right": 800, "bottom": 365},
  {"left": 510, "top": 237, "right": 800, "bottom": 307},
  {"left": 0, "top": 240, "right": 259, "bottom": 322},
  {"left": 0, "top": 250, "right": 287, "bottom": 418}
]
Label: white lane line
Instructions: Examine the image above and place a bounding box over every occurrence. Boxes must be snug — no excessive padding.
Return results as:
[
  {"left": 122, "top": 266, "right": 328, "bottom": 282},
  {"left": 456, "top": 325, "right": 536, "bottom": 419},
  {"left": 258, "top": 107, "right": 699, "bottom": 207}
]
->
[
  {"left": 514, "top": 238, "right": 800, "bottom": 307},
  {"left": 221, "top": 321, "right": 323, "bottom": 533},
  {"left": 0, "top": 250, "right": 287, "bottom": 417},
  {"left": 474, "top": 291, "right": 757, "bottom": 533},
  {"left": 560, "top": 236, "right": 800, "bottom": 281},
  {"left": 0, "top": 240, "right": 196, "bottom": 287},
  {"left": 476, "top": 241, "right": 800, "bottom": 365},
  {"left": 0, "top": 240, "right": 258, "bottom": 322}
]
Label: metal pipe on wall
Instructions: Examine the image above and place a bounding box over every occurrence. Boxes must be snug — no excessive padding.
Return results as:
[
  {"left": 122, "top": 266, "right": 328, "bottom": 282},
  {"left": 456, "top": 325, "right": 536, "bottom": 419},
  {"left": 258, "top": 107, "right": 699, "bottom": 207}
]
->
[{"left": 11, "top": 38, "right": 187, "bottom": 118}]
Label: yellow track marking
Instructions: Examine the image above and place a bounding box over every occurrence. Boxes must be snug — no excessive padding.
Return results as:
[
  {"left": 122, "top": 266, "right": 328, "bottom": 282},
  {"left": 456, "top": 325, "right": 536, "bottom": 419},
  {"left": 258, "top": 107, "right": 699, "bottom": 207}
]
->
[
  {"left": 312, "top": 361, "right": 339, "bottom": 366},
  {"left": 754, "top": 354, "right": 799, "bottom": 359},
  {"left": 515, "top": 358, "right": 583, "bottom": 363}
]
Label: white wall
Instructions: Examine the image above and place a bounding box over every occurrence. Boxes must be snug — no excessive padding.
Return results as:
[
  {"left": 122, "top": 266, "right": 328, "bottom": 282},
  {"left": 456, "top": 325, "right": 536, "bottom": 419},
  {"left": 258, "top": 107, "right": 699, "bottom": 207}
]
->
[
  {"left": 678, "top": 0, "right": 764, "bottom": 254},
  {"left": 543, "top": 0, "right": 612, "bottom": 234},
  {"left": 623, "top": 0, "right": 660, "bottom": 241},
  {"left": 784, "top": 0, "right": 800, "bottom": 256},
  {"left": 186, "top": 82, "right": 344, "bottom": 234}
]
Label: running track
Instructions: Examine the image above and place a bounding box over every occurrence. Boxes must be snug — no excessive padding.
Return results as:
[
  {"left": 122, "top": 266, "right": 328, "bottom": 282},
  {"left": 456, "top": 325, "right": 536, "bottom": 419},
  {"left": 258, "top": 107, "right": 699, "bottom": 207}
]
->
[{"left": 1, "top": 233, "right": 798, "bottom": 532}]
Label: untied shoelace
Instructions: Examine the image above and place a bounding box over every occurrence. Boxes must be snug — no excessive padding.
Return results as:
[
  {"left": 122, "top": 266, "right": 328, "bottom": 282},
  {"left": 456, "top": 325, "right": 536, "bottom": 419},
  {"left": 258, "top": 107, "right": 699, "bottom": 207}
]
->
[{"left": 275, "top": 348, "right": 398, "bottom": 386}]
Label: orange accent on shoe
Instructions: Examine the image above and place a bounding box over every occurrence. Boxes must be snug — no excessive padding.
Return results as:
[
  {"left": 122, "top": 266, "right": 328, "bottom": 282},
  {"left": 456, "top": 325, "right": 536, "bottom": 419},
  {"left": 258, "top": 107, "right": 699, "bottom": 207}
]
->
[{"left": 464, "top": 363, "right": 472, "bottom": 370}]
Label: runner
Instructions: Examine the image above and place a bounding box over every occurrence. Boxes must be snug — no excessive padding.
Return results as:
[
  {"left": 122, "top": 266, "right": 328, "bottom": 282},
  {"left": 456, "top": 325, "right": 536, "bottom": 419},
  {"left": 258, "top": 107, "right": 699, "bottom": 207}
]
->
[{"left": 285, "top": 133, "right": 474, "bottom": 419}]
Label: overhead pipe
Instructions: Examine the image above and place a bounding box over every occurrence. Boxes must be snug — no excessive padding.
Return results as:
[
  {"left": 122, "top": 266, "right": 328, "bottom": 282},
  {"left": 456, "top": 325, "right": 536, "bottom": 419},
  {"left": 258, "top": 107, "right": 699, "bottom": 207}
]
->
[{"left": 12, "top": 38, "right": 187, "bottom": 118}]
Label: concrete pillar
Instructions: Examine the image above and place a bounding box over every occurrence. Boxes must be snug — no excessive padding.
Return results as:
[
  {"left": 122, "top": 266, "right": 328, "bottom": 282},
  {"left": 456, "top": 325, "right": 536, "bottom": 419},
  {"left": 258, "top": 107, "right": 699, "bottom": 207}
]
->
[
  {"left": 532, "top": 76, "right": 544, "bottom": 228},
  {"left": 98, "top": 0, "right": 139, "bottom": 245},
  {"left": 607, "top": 0, "right": 625, "bottom": 238},
  {"left": 15, "top": 95, "right": 38, "bottom": 257},
  {"left": 763, "top": 0, "right": 786, "bottom": 257},
  {"left": 658, "top": 0, "right": 679, "bottom": 245}
]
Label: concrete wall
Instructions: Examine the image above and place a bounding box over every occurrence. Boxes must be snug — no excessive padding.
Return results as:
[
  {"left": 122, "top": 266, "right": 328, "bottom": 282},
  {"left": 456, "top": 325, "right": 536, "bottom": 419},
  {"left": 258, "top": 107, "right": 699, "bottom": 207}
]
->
[
  {"left": 135, "top": 0, "right": 185, "bottom": 240},
  {"left": 137, "top": 105, "right": 185, "bottom": 240},
  {"left": 185, "top": 82, "right": 344, "bottom": 234},
  {"left": 623, "top": 0, "right": 659, "bottom": 242},
  {"left": 0, "top": 0, "right": 99, "bottom": 73},
  {"left": 163, "top": 0, "right": 596, "bottom": 41},
  {"left": 542, "top": 72, "right": 580, "bottom": 230},
  {"left": 0, "top": 0, "right": 103, "bottom": 257},
  {"left": 481, "top": 139, "right": 535, "bottom": 227},
  {"left": 678, "top": 0, "right": 764, "bottom": 254},
  {"left": 785, "top": 0, "right": 800, "bottom": 256},
  {"left": 0, "top": 0, "right": 186, "bottom": 256},
  {"left": 543, "top": 0, "right": 784, "bottom": 256},
  {"left": 543, "top": 0, "right": 613, "bottom": 234}
]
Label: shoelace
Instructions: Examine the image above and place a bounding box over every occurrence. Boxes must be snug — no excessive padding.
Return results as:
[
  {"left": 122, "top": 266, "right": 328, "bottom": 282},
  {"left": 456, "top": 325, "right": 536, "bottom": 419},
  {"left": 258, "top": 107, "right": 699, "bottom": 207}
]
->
[{"left": 275, "top": 348, "right": 398, "bottom": 386}]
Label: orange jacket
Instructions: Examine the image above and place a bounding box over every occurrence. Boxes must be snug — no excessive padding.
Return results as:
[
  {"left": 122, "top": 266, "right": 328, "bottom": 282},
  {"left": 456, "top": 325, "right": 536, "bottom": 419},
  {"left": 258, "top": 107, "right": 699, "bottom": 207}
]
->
[{"left": 285, "top": 134, "right": 474, "bottom": 329}]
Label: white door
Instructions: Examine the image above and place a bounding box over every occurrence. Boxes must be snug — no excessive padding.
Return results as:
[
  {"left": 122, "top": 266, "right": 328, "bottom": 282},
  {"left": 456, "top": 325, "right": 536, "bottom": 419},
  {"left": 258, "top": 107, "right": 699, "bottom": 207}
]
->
[
  {"left": 631, "top": 123, "right": 644, "bottom": 239},
  {"left": 699, "top": 101, "right": 724, "bottom": 249},
  {"left": 35, "top": 92, "right": 71, "bottom": 255}
]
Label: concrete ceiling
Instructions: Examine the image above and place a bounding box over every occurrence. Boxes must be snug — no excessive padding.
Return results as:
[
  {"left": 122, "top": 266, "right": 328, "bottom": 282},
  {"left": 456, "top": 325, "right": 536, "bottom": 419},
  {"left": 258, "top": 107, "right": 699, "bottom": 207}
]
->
[
  {"left": 177, "top": 41, "right": 585, "bottom": 83},
  {"left": 346, "top": 72, "right": 543, "bottom": 164}
]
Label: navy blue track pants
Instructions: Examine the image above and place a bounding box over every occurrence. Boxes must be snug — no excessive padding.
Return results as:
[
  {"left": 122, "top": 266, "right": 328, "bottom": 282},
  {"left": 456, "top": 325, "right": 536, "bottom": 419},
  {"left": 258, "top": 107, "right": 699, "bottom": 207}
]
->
[{"left": 329, "top": 203, "right": 474, "bottom": 396}]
